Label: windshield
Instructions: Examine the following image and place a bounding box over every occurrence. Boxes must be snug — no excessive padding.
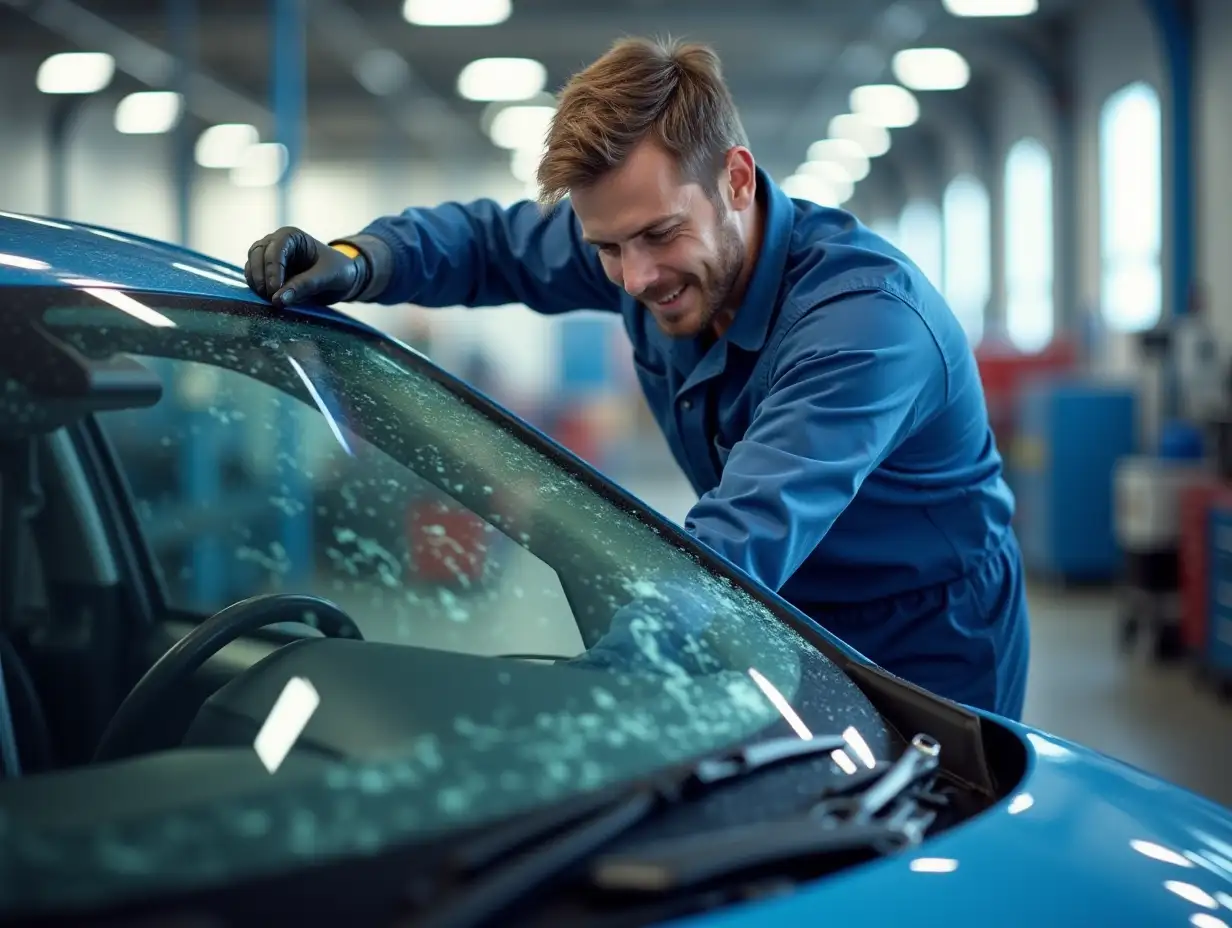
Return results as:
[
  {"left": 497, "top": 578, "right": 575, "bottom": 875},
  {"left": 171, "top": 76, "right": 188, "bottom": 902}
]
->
[{"left": 0, "top": 287, "right": 892, "bottom": 911}]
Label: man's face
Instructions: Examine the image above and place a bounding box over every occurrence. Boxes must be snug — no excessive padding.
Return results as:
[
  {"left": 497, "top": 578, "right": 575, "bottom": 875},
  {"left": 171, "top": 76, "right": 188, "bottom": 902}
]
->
[{"left": 571, "top": 140, "right": 753, "bottom": 339}]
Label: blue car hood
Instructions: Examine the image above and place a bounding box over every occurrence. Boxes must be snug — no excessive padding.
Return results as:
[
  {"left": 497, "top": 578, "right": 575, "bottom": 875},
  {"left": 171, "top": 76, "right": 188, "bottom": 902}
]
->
[{"left": 669, "top": 721, "right": 1232, "bottom": 927}]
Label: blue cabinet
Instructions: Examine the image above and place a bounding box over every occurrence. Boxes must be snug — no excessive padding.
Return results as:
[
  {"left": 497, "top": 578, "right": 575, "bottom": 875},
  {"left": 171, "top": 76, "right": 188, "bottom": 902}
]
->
[{"left": 1010, "top": 377, "right": 1138, "bottom": 580}]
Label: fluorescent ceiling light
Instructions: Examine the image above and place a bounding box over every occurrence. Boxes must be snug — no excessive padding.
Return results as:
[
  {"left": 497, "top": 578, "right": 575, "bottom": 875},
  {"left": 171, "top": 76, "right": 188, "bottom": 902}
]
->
[
  {"left": 781, "top": 174, "right": 843, "bottom": 207},
  {"left": 850, "top": 84, "right": 919, "bottom": 129},
  {"left": 231, "top": 143, "right": 289, "bottom": 187},
  {"left": 510, "top": 146, "right": 542, "bottom": 183},
  {"left": 488, "top": 105, "right": 555, "bottom": 150},
  {"left": 403, "top": 0, "right": 510, "bottom": 26},
  {"left": 806, "top": 138, "right": 870, "bottom": 182},
  {"left": 36, "top": 52, "right": 115, "bottom": 94},
  {"left": 892, "top": 48, "right": 970, "bottom": 91},
  {"left": 195, "top": 123, "right": 259, "bottom": 169},
  {"left": 828, "top": 113, "right": 891, "bottom": 157},
  {"left": 458, "top": 57, "right": 547, "bottom": 102},
  {"left": 942, "top": 0, "right": 1038, "bottom": 15},
  {"left": 798, "top": 161, "right": 855, "bottom": 203},
  {"left": 114, "top": 91, "right": 183, "bottom": 135}
]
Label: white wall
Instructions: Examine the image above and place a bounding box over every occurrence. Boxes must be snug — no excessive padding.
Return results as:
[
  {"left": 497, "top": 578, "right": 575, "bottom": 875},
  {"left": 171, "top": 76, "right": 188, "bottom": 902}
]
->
[{"left": 1195, "top": 0, "right": 1232, "bottom": 350}]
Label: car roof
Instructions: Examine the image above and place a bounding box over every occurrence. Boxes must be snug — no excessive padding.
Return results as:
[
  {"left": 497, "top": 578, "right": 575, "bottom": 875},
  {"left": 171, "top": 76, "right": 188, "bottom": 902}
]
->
[{"left": 0, "top": 210, "right": 266, "bottom": 304}]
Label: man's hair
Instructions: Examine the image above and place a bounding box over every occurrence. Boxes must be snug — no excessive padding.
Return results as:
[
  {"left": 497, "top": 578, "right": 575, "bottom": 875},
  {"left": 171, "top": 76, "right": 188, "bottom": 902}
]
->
[{"left": 536, "top": 37, "right": 749, "bottom": 209}]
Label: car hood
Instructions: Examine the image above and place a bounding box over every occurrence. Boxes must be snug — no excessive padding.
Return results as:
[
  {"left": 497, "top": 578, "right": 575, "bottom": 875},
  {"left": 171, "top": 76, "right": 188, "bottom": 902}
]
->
[{"left": 668, "top": 721, "right": 1232, "bottom": 927}]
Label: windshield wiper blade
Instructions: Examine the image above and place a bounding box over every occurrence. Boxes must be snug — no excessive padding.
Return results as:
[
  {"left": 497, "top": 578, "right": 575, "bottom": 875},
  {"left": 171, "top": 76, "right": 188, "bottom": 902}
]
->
[
  {"left": 403, "top": 731, "right": 884, "bottom": 928},
  {"left": 590, "top": 733, "right": 942, "bottom": 896},
  {"left": 406, "top": 732, "right": 849, "bottom": 927}
]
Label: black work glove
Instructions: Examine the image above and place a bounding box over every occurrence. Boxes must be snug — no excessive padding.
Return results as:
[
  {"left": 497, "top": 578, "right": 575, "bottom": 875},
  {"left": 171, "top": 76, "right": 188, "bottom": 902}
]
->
[{"left": 244, "top": 227, "right": 369, "bottom": 307}]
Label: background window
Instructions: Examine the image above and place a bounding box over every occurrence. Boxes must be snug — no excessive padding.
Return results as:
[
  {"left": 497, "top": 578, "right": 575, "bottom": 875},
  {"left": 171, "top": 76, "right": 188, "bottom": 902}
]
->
[
  {"left": 898, "top": 198, "right": 944, "bottom": 290},
  {"left": 942, "top": 174, "right": 991, "bottom": 344},
  {"left": 1004, "top": 138, "right": 1055, "bottom": 352},
  {"left": 1099, "top": 81, "right": 1162, "bottom": 333}
]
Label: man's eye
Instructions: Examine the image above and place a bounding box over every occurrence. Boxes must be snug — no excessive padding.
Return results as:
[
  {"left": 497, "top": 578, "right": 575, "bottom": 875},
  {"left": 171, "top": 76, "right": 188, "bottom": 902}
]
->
[{"left": 645, "top": 228, "right": 676, "bottom": 243}]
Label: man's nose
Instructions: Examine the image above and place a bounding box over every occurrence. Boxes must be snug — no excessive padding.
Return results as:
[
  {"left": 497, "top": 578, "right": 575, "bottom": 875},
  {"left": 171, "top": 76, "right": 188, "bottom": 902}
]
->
[{"left": 621, "top": 251, "right": 659, "bottom": 299}]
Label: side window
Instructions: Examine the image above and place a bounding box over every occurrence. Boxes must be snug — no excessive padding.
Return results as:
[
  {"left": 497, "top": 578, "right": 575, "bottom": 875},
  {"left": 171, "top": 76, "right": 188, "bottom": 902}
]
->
[
  {"left": 1099, "top": 80, "right": 1162, "bottom": 333},
  {"left": 96, "top": 357, "right": 585, "bottom": 659}
]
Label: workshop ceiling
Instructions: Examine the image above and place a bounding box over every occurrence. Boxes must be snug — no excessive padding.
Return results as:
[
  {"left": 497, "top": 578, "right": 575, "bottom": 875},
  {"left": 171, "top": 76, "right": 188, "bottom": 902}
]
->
[{"left": 1, "top": 0, "right": 1077, "bottom": 178}]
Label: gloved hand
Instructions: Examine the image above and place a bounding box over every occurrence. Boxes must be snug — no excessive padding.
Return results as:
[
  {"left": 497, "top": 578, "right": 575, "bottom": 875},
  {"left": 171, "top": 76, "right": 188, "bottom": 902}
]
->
[{"left": 244, "top": 227, "right": 368, "bottom": 307}]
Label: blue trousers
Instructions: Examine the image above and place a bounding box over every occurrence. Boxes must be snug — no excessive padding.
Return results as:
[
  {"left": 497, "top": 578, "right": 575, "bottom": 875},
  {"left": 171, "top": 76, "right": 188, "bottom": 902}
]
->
[{"left": 802, "top": 531, "right": 1031, "bottom": 721}]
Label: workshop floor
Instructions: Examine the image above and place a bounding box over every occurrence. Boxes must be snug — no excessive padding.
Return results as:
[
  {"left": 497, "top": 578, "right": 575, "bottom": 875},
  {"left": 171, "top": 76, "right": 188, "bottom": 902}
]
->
[
  {"left": 617, "top": 465, "right": 1232, "bottom": 811},
  {"left": 1022, "top": 583, "right": 1232, "bottom": 809}
]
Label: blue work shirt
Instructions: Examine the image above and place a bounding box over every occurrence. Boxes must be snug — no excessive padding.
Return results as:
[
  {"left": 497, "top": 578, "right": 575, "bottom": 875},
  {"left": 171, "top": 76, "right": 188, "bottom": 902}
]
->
[{"left": 347, "top": 168, "right": 1030, "bottom": 720}]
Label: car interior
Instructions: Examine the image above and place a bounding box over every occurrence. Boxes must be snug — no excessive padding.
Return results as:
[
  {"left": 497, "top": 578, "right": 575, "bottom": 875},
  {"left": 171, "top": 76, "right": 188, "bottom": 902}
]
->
[{"left": 0, "top": 289, "right": 1028, "bottom": 922}]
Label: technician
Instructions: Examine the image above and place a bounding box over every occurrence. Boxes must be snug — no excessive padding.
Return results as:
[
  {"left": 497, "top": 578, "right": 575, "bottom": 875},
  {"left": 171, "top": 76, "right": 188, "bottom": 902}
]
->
[{"left": 244, "top": 37, "right": 1030, "bottom": 720}]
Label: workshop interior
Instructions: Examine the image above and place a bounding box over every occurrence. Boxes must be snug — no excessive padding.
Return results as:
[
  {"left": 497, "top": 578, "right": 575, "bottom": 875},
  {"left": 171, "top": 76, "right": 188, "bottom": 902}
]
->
[{"left": 1, "top": 0, "right": 1232, "bottom": 922}]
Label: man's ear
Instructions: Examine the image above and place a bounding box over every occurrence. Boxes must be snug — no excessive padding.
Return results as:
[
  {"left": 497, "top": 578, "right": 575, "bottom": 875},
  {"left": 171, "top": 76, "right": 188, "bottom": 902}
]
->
[{"left": 725, "top": 147, "right": 757, "bottom": 211}]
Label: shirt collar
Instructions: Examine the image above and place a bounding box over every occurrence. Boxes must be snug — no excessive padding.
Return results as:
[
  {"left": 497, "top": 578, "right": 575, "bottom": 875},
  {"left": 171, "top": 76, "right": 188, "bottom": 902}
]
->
[{"left": 724, "top": 167, "right": 795, "bottom": 352}]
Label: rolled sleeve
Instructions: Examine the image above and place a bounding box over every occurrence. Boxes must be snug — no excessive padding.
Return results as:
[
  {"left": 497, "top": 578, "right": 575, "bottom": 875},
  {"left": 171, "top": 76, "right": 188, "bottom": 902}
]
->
[{"left": 684, "top": 289, "right": 948, "bottom": 593}]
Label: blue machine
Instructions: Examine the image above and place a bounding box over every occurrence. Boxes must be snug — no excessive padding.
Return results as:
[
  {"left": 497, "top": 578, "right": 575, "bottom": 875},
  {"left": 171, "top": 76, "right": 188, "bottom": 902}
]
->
[{"left": 1011, "top": 376, "right": 1139, "bottom": 581}]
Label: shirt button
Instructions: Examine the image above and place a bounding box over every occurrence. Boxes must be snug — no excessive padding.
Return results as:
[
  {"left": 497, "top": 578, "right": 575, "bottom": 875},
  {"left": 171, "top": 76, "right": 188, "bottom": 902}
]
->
[{"left": 681, "top": 398, "right": 693, "bottom": 411}]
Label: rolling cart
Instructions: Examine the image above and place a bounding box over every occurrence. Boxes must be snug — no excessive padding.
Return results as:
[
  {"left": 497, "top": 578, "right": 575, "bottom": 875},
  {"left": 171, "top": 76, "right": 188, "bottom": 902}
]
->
[{"left": 1115, "top": 455, "right": 1210, "bottom": 662}]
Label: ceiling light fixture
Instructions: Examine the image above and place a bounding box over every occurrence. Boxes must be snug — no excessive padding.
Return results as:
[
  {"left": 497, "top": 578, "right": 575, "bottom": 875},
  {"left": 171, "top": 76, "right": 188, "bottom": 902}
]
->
[
  {"left": 806, "top": 138, "right": 870, "bottom": 182},
  {"left": 403, "top": 0, "right": 511, "bottom": 26},
  {"left": 114, "top": 91, "right": 183, "bottom": 135},
  {"left": 36, "top": 52, "right": 115, "bottom": 94},
  {"left": 195, "top": 123, "right": 259, "bottom": 169},
  {"left": 850, "top": 84, "right": 919, "bottom": 129},
  {"left": 487, "top": 104, "right": 554, "bottom": 150},
  {"left": 942, "top": 0, "right": 1038, "bottom": 16},
  {"left": 798, "top": 162, "right": 854, "bottom": 203},
  {"left": 458, "top": 57, "right": 546, "bottom": 102},
  {"left": 828, "top": 113, "right": 892, "bottom": 158},
  {"left": 892, "top": 48, "right": 971, "bottom": 91}
]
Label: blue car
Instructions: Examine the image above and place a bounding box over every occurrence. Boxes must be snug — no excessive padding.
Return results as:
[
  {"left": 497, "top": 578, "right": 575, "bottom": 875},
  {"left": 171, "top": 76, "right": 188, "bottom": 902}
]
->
[{"left": 0, "top": 210, "right": 1229, "bottom": 927}]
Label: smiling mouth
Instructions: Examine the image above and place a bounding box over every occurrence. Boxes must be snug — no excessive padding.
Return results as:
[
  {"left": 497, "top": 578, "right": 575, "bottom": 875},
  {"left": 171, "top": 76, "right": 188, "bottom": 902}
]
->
[{"left": 654, "top": 285, "right": 687, "bottom": 308}]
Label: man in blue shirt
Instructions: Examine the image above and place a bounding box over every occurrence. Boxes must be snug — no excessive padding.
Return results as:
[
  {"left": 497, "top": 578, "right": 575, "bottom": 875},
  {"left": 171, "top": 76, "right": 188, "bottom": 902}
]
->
[{"left": 244, "top": 37, "right": 1030, "bottom": 719}]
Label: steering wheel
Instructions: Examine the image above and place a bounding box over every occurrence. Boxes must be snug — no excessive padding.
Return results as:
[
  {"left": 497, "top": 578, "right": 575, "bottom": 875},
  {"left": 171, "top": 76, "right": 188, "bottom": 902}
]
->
[{"left": 93, "top": 593, "right": 363, "bottom": 764}]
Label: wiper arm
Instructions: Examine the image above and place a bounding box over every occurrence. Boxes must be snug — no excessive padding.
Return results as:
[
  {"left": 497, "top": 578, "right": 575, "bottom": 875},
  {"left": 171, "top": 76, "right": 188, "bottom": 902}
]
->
[
  {"left": 405, "top": 731, "right": 926, "bottom": 928},
  {"left": 592, "top": 733, "right": 942, "bottom": 896}
]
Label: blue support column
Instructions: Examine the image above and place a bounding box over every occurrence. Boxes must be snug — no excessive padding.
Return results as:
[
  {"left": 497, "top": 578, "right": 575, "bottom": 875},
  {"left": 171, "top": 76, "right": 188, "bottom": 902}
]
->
[
  {"left": 272, "top": 0, "right": 305, "bottom": 228},
  {"left": 271, "top": 0, "right": 313, "bottom": 587},
  {"left": 168, "top": 0, "right": 198, "bottom": 247},
  {"left": 1143, "top": 0, "right": 1195, "bottom": 322}
]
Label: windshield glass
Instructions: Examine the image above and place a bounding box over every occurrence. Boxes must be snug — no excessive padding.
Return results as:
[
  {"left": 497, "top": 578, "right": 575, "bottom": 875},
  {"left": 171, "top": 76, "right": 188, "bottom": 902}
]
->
[{"left": 0, "top": 287, "right": 891, "bottom": 910}]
